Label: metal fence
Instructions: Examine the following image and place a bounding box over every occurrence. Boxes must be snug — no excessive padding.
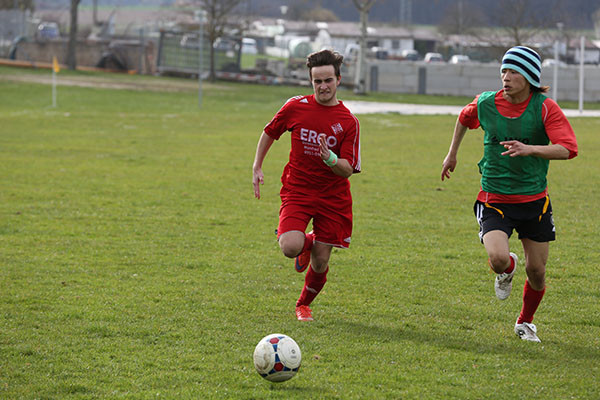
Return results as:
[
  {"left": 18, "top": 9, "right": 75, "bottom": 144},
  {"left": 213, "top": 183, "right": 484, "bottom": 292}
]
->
[
  {"left": 0, "top": 9, "right": 30, "bottom": 58},
  {"left": 156, "top": 30, "right": 241, "bottom": 76}
]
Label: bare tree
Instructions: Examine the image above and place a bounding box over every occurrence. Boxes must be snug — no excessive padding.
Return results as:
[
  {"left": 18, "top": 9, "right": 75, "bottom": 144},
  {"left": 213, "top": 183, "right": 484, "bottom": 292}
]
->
[
  {"left": 196, "top": 0, "right": 244, "bottom": 82},
  {"left": 0, "top": 0, "right": 34, "bottom": 10},
  {"left": 286, "top": 0, "right": 312, "bottom": 20},
  {"left": 496, "top": 0, "right": 543, "bottom": 45},
  {"left": 298, "top": 6, "right": 339, "bottom": 22},
  {"left": 93, "top": 0, "right": 99, "bottom": 26},
  {"left": 66, "top": 0, "right": 81, "bottom": 70},
  {"left": 439, "top": 0, "right": 485, "bottom": 36},
  {"left": 352, "top": 0, "right": 376, "bottom": 95},
  {"left": 481, "top": 0, "right": 562, "bottom": 47}
]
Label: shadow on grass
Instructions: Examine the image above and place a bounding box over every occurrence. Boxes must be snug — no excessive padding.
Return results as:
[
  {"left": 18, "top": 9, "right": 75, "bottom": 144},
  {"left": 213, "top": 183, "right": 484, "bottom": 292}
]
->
[
  {"left": 239, "top": 381, "right": 322, "bottom": 398},
  {"left": 332, "top": 317, "right": 600, "bottom": 361}
]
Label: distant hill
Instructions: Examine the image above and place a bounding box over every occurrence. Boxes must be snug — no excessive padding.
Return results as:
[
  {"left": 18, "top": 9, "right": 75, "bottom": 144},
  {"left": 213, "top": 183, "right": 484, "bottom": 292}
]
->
[
  {"left": 36, "top": 0, "right": 598, "bottom": 30},
  {"left": 244, "top": 0, "right": 598, "bottom": 30}
]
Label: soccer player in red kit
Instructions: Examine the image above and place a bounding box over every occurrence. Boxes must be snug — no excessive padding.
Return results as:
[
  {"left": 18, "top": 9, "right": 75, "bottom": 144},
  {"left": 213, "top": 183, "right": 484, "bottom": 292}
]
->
[{"left": 252, "top": 49, "right": 361, "bottom": 321}]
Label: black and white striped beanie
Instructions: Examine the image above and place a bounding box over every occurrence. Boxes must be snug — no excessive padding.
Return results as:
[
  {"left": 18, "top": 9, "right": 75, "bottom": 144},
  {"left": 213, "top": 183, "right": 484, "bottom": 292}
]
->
[{"left": 501, "top": 46, "right": 542, "bottom": 88}]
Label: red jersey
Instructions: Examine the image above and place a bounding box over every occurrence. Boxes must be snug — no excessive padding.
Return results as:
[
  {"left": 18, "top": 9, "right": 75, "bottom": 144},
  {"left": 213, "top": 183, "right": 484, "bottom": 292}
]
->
[
  {"left": 264, "top": 94, "right": 361, "bottom": 197},
  {"left": 459, "top": 90, "right": 578, "bottom": 203}
]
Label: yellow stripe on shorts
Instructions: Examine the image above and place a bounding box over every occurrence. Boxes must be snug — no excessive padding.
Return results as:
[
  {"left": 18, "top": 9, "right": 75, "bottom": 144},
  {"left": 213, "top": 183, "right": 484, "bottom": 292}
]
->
[
  {"left": 484, "top": 202, "right": 504, "bottom": 218},
  {"left": 539, "top": 195, "right": 550, "bottom": 221}
]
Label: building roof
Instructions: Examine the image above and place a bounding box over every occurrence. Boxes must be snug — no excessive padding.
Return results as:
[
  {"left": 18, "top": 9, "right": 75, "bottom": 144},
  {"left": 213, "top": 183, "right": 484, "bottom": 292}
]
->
[{"left": 249, "top": 18, "right": 440, "bottom": 41}]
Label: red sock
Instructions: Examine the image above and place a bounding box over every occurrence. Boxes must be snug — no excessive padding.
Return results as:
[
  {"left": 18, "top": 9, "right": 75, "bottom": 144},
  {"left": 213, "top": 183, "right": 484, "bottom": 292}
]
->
[
  {"left": 488, "top": 255, "right": 515, "bottom": 274},
  {"left": 504, "top": 255, "right": 515, "bottom": 274},
  {"left": 517, "top": 280, "right": 545, "bottom": 324},
  {"left": 296, "top": 265, "right": 328, "bottom": 307},
  {"left": 301, "top": 232, "right": 315, "bottom": 254}
]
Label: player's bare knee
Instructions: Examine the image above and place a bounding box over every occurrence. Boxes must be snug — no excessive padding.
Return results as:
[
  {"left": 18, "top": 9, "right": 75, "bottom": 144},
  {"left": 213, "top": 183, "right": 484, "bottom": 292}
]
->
[
  {"left": 525, "top": 265, "right": 546, "bottom": 289},
  {"left": 489, "top": 253, "right": 510, "bottom": 273},
  {"left": 279, "top": 242, "right": 301, "bottom": 258},
  {"left": 311, "top": 262, "right": 328, "bottom": 274},
  {"left": 278, "top": 232, "right": 304, "bottom": 258},
  {"left": 311, "top": 255, "right": 329, "bottom": 272}
]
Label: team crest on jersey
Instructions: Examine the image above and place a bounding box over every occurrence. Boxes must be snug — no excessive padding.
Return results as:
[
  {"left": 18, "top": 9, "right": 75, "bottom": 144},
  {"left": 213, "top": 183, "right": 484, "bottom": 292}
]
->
[{"left": 331, "top": 122, "right": 343, "bottom": 135}]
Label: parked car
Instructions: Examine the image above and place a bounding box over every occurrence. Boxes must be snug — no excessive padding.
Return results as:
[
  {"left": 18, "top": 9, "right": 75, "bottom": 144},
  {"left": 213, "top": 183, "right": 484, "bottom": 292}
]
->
[
  {"left": 542, "top": 58, "right": 567, "bottom": 67},
  {"left": 449, "top": 54, "right": 470, "bottom": 64},
  {"left": 213, "top": 37, "right": 239, "bottom": 52},
  {"left": 343, "top": 43, "right": 360, "bottom": 62},
  {"left": 180, "top": 33, "right": 200, "bottom": 48},
  {"left": 36, "top": 22, "right": 59, "bottom": 40},
  {"left": 424, "top": 52, "right": 444, "bottom": 63},
  {"left": 369, "top": 46, "right": 389, "bottom": 60},
  {"left": 400, "top": 49, "right": 419, "bottom": 61},
  {"left": 241, "top": 38, "right": 258, "bottom": 54}
]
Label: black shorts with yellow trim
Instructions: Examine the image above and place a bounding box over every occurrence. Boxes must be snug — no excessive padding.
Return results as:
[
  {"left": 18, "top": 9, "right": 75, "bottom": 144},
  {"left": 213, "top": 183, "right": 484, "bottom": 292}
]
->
[{"left": 473, "top": 196, "right": 555, "bottom": 243}]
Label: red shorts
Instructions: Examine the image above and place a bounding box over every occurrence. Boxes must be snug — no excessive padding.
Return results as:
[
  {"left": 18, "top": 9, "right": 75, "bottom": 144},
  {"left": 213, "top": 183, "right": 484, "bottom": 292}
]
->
[{"left": 278, "top": 187, "right": 353, "bottom": 248}]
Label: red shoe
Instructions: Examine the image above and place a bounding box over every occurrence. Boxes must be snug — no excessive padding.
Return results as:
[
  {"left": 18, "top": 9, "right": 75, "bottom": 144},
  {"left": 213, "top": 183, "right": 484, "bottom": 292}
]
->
[
  {"left": 294, "top": 231, "right": 314, "bottom": 273},
  {"left": 295, "top": 305, "right": 313, "bottom": 321},
  {"left": 294, "top": 249, "right": 311, "bottom": 273}
]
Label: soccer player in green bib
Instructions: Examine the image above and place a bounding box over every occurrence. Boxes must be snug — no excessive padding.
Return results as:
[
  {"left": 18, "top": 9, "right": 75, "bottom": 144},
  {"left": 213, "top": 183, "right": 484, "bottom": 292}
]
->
[{"left": 441, "top": 46, "right": 578, "bottom": 342}]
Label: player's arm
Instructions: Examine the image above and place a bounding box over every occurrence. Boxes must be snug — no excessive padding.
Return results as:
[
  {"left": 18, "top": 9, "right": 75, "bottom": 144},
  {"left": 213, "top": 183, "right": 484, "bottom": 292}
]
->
[
  {"left": 330, "top": 158, "right": 353, "bottom": 178},
  {"left": 441, "top": 117, "right": 468, "bottom": 181},
  {"left": 499, "top": 141, "right": 569, "bottom": 159},
  {"left": 253, "top": 131, "right": 275, "bottom": 199},
  {"left": 319, "top": 136, "right": 353, "bottom": 178},
  {"left": 500, "top": 98, "right": 576, "bottom": 160}
]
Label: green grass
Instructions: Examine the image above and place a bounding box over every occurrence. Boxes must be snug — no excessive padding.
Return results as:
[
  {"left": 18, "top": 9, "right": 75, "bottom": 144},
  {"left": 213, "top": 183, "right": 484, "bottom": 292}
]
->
[
  {"left": 240, "top": 54, "right": 288, "bottom": 71},
  {"left": 1, "top": 68, "right": 599, "bottom": 399}
]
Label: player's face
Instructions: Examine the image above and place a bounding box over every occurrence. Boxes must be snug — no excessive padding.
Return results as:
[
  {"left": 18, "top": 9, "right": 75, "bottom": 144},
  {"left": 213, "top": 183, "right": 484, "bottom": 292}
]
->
[
  {"left": 311, "top": 65, "right": 341, "bottom": 106},
  {"left": 501, "top": 68, "right": 530, "bottom": 101}
]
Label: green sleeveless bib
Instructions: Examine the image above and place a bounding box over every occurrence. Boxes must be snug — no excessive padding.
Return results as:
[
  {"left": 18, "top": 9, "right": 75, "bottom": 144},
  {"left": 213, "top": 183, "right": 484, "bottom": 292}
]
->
[{"left": 476, "top": 91, "right": 550, "bottom": 195}]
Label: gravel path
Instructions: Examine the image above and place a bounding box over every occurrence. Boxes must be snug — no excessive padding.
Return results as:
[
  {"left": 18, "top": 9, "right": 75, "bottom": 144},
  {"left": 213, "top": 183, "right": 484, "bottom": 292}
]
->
[{"left": 344, "top": 100, "right": 600, "bottom": 117}]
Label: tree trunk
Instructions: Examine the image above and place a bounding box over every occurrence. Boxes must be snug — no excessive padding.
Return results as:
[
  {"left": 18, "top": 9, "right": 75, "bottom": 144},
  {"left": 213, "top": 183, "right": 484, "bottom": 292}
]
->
[
  {"left": 209, "top": 39, "right": 216, "bottom": 82},
  {"left": 352, "top": 0, "right": 375, "bottom": 94},
  {"left": 93, "top": 0, "right": 98, "bottom": 26},
  {"left": 67, "top": 0, "right": 80, "bottom": 70},
  {"left": 354, "top": 7, "right": 368, "bottom": 94}
]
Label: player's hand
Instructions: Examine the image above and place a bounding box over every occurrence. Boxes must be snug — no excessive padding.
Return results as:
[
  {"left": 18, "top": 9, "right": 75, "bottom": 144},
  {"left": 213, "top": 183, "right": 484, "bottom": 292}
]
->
[
  {"left": 318, "top": 135, "right": 329, "bottom": 160},
  {"left": 441, "top": 154, "right": 457, "bottom": 181},
  {"left": 500, "top": 140, "right": 531, "bottom": 157},
  {"left": 253, "top": 167, "right": 264, "bottom": 199}
]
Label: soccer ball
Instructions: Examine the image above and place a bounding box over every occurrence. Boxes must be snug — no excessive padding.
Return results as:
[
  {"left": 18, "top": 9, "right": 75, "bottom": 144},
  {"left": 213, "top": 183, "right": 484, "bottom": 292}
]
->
[{"left": 253, "top": 333, "right": 301, "bottom": 382}]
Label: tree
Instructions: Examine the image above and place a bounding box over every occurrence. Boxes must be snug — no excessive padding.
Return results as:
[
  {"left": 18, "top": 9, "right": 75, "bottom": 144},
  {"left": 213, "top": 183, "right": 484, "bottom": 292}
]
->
[
  {"left": 495, "top": 0, "right": 545, "bottom": 45},
  {"left": 196, "top": 0, "right": 244, "bottom": 82},
  {"left": 66, "top": 0, "right": 81, "bottom": 70},
  {"left": 594, "top": 8, "right": 600, "bottom": 37},
  {"left": 93, "top": 0, "right": 99, "bottom": 26},
  {"left": 476, "top": 0, "right": 562, "bottom": 49},
  {"left": 352, "top": 0, "right": 376, "bottom": 95},
  {"left": 439, "top": 0, "right": 485, "bottom": 36},
  {"left": 0, "top": 0, "right": 34, "bottom": 10},
  {"left": 298, "top": 6, "right": 340, "bottom": 22}
]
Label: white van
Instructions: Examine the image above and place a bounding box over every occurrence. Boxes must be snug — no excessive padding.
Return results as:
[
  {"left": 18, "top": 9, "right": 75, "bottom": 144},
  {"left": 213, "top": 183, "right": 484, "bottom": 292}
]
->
[
  {"left": 242, "top": 38, "right": 258, "bottom": 54},
  {"left": 424, "top": 52, "right": 444, "bottom": 63}
]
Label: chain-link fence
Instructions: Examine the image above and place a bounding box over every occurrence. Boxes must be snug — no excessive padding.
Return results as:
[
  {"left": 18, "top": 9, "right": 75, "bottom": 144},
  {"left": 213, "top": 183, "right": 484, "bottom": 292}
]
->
[
  {"left": 0, "top": 9, "right": 30, "bottom": 58},
  {"left": 157, "top": 30, "right": 241, "bottom": 76}
]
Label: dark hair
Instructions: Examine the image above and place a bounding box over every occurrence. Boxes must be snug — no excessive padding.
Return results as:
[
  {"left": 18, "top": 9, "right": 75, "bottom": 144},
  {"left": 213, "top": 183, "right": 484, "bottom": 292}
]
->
[
  {"left": 306, "top": 49, "right": 344, "bottom": 79},
  {"left": 531, "top": 85, "right": 550, "bottom": 93}
]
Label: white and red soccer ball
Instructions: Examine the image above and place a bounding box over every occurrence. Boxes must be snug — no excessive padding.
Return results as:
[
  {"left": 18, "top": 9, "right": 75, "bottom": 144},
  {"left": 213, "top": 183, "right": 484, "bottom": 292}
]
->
[{"left": 253, "top": 333, "right": 301, "bottom": 382}]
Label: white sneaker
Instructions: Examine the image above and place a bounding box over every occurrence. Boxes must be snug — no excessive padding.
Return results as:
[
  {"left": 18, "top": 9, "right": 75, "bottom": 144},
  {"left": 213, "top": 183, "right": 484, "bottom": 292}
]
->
[
  {"left": 514, "top": 320, "right": 541, "bottom": 342},
  {"left": 495, "top": 252, "right": 518, "bottom": 300}
]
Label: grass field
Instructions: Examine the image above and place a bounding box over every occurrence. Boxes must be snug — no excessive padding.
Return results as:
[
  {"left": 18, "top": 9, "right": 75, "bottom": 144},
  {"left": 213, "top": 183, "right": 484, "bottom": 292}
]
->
[{"left": 1, "top": 67, "right": 599, "bottom": 399}]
